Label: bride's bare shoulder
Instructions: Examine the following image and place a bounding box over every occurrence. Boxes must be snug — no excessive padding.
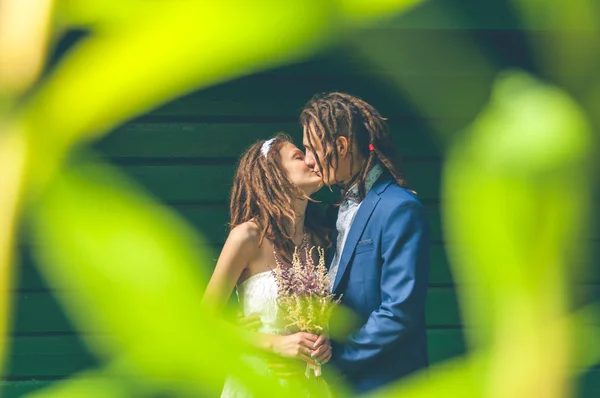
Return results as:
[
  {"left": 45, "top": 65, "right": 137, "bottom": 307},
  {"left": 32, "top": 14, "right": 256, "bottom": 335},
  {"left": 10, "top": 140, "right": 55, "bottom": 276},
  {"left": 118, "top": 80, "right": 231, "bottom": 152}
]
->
[{"left": 226, "top": 221, "right": 261, "bottom": 248}]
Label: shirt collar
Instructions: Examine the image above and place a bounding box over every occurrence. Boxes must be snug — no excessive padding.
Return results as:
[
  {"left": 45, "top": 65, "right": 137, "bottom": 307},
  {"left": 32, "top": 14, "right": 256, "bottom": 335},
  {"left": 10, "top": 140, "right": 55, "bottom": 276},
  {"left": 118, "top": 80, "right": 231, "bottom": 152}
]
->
[{"left": 345, "top": 163, "right": 384, "bottom": 203}]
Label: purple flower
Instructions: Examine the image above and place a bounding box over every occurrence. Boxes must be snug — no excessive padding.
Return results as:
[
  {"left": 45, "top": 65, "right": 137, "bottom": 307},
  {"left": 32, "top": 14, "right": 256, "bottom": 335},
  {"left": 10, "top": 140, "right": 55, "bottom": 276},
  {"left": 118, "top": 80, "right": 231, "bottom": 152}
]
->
[{"left": 271, "top": 246, "right": 341, "bottom": 335}]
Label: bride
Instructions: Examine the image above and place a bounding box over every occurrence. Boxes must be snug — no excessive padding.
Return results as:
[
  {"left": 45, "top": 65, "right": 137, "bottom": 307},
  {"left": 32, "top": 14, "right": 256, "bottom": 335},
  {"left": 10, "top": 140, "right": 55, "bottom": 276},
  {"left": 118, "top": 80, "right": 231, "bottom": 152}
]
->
[{"left": 202, "top": 134, "right": 333, "bottom": 397}]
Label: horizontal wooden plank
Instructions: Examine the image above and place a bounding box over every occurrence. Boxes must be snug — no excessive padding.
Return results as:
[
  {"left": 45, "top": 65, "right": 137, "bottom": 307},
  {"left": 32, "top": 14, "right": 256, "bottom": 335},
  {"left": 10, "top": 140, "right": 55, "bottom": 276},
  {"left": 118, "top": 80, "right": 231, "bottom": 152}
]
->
[
  {"left": 10, "top": 287, "right": 461, "bottom": 335},
  {"left": 177, "top": 203, "right": 442, "bottom": 245},
  {"left": 17, "top": 197, "right": 442, "bottom": 252},
  {"left": 96, "top": 121, "right": 443, "bottom": 159},
  {"left": 13, "top": 202, "right": 447, "bottom": 292},
  {"left": 578, "top": 369, "right": 600, "bottom": 398},
  {"left": 4, "top": 349, "right": 96, "bottom": 379},
  {"left": 138, "top": 37, "right": 595, "bottom": 122},
  {"left": 571, "top": 240, "right": 600, "bottom": 286},
  {"left": 9, "top": 334, "right": 94, "bottom": 356},
  {"left": 349, "top": 29, "right": 527, "bottom": 78},
  {"left": 118, "top": 161, "right": 441, "bottom": 203},
  {"left": 124, "top": 164, "right": 235, "bottom": 203},
  {"left": 12, "top": 292, "right": 75, "bottom": 335},
  {"left": 429, "top": 244, "right": 453, "bottom": 285},
  {"left": 375, "top": 3, "right": 532, "bottom": 30},
  {"left": 252, "top": 32, "right": 567, "bottom": 78},
  {"left": 15, "top": 240, "right": 600, "bottom": 292},
  {"left": 426, "top": 287, "right": 462, "bottom": 327},
  {"left": 3, "top": 330, "right": 465, "bottom": 379},
  {"left": 428, "top": 243, "right": 600, "bottom": 286},
  {"left": 574, "top": 285, "right": 600, "bottom": 314},
  {"left": 426, "top": 329, "right": 466, "bottom": 363},
  {"left": 12, "top": 244, "right": 221, "bottom": 292},
  {"left": 149, "top": 74, "right": 490, "bottom": 120},
  {"left": 0, "top": 381, "right": 54, "bottom": 398},
  {"left": 14, "top": 265, "right": 46, "bottom": 290},
  {"left": 2, "top": 370, "right": 598, "bottom": 398},
  {"left": 6, "top": 331, "right": 597, "bottom": 388},
  {"left": 14, "top": 244, "right": 453, "bottom": 294}
]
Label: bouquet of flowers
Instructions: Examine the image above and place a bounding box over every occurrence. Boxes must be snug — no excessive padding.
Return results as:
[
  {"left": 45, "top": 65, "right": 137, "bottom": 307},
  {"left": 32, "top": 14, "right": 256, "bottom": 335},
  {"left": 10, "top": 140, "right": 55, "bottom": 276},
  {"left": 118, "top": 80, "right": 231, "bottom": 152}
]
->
[{"left": 272, "top": 245, "right": 341, "bottom": 377}]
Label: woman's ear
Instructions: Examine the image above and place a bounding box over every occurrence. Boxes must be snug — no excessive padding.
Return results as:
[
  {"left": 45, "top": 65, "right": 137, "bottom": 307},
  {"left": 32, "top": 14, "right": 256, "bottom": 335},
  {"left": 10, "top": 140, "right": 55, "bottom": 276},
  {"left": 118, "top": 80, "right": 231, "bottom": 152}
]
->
[{"left": 336, "top": 136, "right": 348, "bottom": 158}]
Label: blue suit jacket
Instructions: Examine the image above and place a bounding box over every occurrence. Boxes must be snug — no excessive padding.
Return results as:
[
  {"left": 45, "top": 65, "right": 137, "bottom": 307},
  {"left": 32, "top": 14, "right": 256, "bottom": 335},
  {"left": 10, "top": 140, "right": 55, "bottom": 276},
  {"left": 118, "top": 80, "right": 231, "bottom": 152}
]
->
[{"left": 328, "top": 175, "right": 430, "bottom": 394}]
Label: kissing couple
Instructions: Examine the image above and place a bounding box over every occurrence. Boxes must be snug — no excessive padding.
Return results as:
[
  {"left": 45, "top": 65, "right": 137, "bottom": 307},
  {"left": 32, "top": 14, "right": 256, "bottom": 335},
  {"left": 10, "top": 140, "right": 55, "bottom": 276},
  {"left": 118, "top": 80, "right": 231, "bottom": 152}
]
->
[{"left": 203, "top": 92, "right": 430, "bottom": 397}]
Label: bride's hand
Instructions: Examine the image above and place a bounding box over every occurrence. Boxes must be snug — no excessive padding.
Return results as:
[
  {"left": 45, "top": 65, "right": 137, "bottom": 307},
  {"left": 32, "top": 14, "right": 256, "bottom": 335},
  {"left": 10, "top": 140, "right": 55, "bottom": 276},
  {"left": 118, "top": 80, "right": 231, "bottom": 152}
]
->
[{"left": 270, "top": 332, "right": 320, "bottom": 364}]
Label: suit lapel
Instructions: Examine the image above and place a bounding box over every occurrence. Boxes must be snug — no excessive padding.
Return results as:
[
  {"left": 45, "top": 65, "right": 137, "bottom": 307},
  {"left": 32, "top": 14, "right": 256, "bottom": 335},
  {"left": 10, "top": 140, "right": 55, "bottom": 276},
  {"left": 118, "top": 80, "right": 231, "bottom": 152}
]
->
[
  {"left": 325, "top": 206, "right": 339, "bottom": 271},
  {"left": 326, "top": 228, "right": 338, "bottom": 270},
  {"left": 332, "top": 193, "right": 381, "bottom": 293}
]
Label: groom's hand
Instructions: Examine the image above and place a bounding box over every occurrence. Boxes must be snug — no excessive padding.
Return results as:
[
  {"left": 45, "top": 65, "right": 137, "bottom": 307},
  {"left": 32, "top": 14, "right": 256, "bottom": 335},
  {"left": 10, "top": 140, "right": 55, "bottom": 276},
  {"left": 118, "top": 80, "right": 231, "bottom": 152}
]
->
[
  {"left": 312, "top": 334, "right": 327, "bottom": 348},
  {"left": 311, "top": 335, "right": 332, "bottom": 366}
]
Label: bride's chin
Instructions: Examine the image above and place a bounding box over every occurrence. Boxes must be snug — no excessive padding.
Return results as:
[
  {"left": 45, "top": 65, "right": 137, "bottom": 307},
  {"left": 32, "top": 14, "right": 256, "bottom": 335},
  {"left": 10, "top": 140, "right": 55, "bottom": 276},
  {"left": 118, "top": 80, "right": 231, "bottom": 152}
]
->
[{"left": 302, "top": 184, "right": 322, "bottom": 197}]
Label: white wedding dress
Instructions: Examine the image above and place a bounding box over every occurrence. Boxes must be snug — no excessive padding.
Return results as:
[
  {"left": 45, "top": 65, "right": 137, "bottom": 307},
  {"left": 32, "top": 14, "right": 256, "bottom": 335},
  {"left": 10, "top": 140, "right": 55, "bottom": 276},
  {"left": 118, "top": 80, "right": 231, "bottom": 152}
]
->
[{"left": 221, "top": 270, "right": 331, "bottom": 397}]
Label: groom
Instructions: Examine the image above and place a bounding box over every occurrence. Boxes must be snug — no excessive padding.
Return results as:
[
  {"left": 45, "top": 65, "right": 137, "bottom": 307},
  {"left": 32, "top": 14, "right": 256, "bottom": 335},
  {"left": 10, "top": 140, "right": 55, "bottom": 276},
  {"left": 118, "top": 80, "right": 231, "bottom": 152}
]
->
[{"left": 302, "top": 92, "right": 430, "bottom": 394}]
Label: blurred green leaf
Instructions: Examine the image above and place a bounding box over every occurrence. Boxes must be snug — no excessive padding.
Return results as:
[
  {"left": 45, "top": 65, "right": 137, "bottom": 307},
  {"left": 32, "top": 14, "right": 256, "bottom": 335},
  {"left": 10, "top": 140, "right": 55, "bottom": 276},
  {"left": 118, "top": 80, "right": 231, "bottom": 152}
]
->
[
  {"left": 30, "top": 156, "right": 312, "bottom": 397},
  {"left": 571, "top": 302, "right": 600, "bottom": 371},
  {"left": 510, "top": 0, "right": 599, "bottom": 90},
  {"left": 27, "top": 367, "right": 134, "bottom": 398},
  {"left": 0, "top": 0, "right": 55, "bottom": 97},
  {"left": 348, "top": 2, "right": 495, "bottom": 140},
  {"left": 443, "top": 70, "right": 594, "bottom": 397},
  {"left": 1, "top": 0, "right": 419, "bottom": 386},
  {"left": 0, "top": 130, "right": 29, "bottom": 376},
  {"left": 364, "top": 301, "right": 600, "bottom": 397},
  {"left": 22, "top": 1, "right": 337, "bottom": 189},
  {"left": 19, "top": 1, "right": 422, "bottom": 192},
  {"left": 0, "top": 0, "right": 55, "bottom": 375},
  {"left": 365, "top": 353, "right": 488, "bottom": 398},
  {"left": 3, "top": 1, "right": 597, "bottom": 397},
  {"left": 338, "top": 0, "right": 422, "bottom": 24},
  {"left": 53, "top": 0, "right": 146, "bottom": 29}
]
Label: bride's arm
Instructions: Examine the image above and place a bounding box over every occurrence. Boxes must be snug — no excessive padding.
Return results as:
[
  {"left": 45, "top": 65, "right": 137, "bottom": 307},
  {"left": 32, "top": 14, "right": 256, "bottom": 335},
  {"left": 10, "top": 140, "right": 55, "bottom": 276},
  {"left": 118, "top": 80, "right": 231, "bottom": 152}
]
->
[
  {"left": 202, "top": 222, "right": 258, "bottom": 313},
  {"left": 202, "top": 223, "right": 320, "bottom": 364},
  {"left": 201, "top": 223, "right": 274, "bottom": 350}
]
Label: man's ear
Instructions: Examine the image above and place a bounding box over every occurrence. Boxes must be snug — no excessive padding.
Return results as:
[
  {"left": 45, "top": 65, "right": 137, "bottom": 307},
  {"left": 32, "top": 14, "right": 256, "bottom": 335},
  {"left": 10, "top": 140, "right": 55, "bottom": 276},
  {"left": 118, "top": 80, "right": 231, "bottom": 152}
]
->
[{"left": 336, "top": 136, "right": 349, "bottom": 158}]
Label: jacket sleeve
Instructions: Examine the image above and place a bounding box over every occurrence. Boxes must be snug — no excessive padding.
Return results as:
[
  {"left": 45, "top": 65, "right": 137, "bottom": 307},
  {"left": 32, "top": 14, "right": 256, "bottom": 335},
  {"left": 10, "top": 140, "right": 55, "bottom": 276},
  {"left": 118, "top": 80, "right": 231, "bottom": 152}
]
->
[{"left": 333, "top": 200, "right": 429, "bottom": 373}]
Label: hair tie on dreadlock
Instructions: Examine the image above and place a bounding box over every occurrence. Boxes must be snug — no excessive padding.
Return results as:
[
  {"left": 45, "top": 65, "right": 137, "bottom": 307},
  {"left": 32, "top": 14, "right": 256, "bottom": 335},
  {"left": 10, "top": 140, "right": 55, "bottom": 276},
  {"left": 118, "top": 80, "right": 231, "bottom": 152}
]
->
[
  {"left": 368, "top": 143, "right": 375, "bottom": 152},
  {"left": 261, "top": 138, "right": 276, "bottom": 158}
]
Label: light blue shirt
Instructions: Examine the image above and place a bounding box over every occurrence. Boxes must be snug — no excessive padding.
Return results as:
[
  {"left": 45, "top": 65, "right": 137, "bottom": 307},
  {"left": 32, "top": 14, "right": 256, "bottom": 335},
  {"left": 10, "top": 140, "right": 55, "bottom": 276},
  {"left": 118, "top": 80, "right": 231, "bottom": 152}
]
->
[{"left": 328, "top": 164, "right": 384, "bottom": 289}]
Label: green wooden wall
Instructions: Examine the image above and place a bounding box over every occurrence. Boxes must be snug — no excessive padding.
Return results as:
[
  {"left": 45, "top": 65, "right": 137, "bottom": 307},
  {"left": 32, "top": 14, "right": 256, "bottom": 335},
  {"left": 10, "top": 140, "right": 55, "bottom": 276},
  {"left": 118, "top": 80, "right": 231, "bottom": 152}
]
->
[{"left": 3, "top": 7, "right": 600, "bottom": 397}]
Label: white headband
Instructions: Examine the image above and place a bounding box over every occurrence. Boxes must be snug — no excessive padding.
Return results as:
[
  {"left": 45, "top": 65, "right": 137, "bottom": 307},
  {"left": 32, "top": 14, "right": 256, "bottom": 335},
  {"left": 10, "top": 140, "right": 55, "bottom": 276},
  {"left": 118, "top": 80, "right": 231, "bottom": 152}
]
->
[{"left": 261, "top": 138, "right": 276, "bottom": 158}]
